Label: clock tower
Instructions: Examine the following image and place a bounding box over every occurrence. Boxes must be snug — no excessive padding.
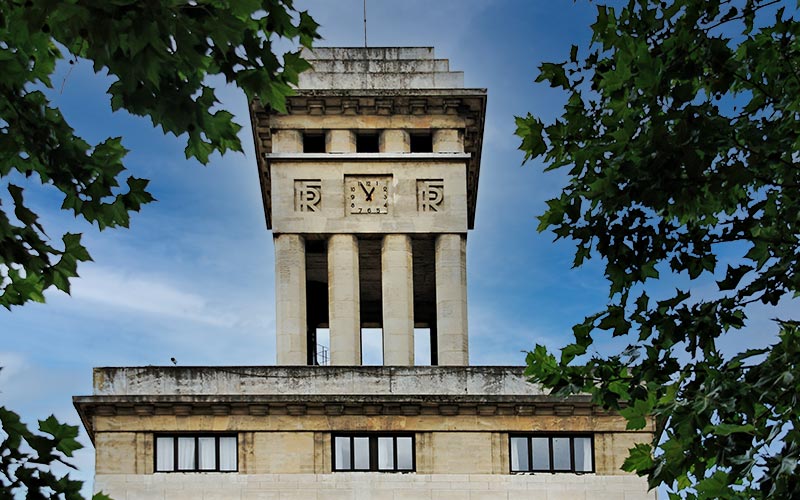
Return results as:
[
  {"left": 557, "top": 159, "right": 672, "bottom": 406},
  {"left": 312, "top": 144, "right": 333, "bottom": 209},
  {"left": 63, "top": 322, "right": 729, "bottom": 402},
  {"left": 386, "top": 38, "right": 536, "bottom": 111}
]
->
[
  {"left": 250, "top": 47, "right": 485, "bottom": 368},
  {"left": 76, "top": 47, "right": 655, "bottom": 500}
]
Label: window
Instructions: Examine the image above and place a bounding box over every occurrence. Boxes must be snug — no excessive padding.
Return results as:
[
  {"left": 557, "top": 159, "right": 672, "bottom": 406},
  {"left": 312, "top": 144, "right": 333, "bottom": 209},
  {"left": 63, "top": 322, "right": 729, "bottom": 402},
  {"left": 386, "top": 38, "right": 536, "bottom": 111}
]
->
[
  {"left": 356, "top": 132, "right": 380, "bottom": 152},
  {"left": 509, "top": 435, "right": 593, "bottom": 473},
  {"left": 409, "top": 132, "right": 433, "bottom": 152},
  {"left": 303, "top": 132, "right": 325, "bottom": 153},
  {"left": 155, "top": 435, "right": 238, "bottom": 472},
  {"left": 333, "top": 434, "right": 414, "bottom": 472}
]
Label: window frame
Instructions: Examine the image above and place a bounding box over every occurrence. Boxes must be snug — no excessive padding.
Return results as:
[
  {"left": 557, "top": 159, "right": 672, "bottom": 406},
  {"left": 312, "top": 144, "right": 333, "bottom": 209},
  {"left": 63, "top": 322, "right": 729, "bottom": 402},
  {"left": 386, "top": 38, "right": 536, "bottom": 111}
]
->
[
  {"left": 331, "top": 433, "right": 416, "bottom": 472},
  {"left": 508, "top": 434, "right": 595, "bottom": 474},
  {"left": 154, "top": 433, "right": 238, "bottom": 473}
]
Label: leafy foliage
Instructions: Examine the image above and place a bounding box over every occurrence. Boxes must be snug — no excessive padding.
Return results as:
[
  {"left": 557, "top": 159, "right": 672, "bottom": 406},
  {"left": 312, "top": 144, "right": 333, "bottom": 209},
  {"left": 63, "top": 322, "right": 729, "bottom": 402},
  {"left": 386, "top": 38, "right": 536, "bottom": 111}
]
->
[
  {"left": 517, "top": 0, "right": 800, "bottom": 497},
  {"left": 0, "top": 0, "right": 320, "bottom": 308},
  {"left": 0, "top": 405, "right": 111, "bottom": 499}
]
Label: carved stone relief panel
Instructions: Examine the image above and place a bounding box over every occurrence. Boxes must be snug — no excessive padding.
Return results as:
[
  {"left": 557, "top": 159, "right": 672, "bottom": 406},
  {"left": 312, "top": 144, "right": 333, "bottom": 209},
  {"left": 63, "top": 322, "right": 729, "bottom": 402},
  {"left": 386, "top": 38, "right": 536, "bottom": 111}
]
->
[
  {"left": 417, "top": 179, "right": 444, "bottom": 212},
  {"left": 295, "top": 179, "right": 322, "bottom": 212}
]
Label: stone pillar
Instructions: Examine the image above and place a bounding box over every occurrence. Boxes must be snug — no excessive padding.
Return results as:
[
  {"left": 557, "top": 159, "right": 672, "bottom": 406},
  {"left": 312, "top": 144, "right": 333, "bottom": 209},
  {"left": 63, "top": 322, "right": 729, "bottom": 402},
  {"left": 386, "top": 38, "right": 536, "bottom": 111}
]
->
[
  {"left": 381, "top": 234, "right": 414, "bottom": 365},
  {"left": 433, "top": 129, "right": 463, "bottom": 153},
  {"left": 271, "top": 129, "right": 303, "bottom": 153},
  {"left": 435, "top": 234, "right": 468, "bottom": 365},
  {"left": 326, "top": 130, "right": 356, "bottom": 153},
  {"left": 328, "top": 234, "right": 361, "bottom": 365},
  {"left": 274, "top": 234, "right": 307, "bottom": 365},
  {"left": 380, "top": 129, "right": 410, "bottom": 152}
]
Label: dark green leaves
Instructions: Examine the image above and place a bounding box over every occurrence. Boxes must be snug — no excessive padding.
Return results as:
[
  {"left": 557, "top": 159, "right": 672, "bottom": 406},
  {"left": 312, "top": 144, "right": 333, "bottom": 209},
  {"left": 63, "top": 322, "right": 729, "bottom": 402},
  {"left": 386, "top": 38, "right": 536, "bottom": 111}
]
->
[
  {"left": 0, "top": 0, "right": 320, "bottom": 308},
  {"left": 517, "top": 0, "right": 800, "bottom": 497},
  {"left": 0, "top": 406, "right": 113, "bottom": 498}
]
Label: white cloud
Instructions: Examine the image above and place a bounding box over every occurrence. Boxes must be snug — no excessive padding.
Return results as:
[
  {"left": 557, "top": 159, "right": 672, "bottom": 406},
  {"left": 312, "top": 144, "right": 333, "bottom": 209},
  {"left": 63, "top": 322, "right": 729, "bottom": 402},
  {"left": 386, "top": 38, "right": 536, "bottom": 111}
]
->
[{"left": 66, "top": 265, "right": 238, "bottom": 328}]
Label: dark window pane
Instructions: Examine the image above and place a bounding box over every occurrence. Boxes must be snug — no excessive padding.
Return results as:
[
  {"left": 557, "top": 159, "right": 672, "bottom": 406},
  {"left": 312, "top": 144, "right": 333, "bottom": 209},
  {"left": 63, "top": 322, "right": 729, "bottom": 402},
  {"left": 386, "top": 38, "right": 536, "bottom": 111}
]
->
[
  {"left": 378, "top": 437, "right": 394, "bottom": 470},
  {"left": 396, "top": 437, "right": 413, "bottom": 470},
  {"left": 356, "top": 133, "right": 379, "bottom": 152},
  {"left": 531, "top": 437, "right": 550, "bottom": 470},
  {"left": 410, "top": 133, "right": 433, "bottom": 152},
  {"left": 353, "top": 437, "right": 370, "bottom": 469},
  {"left": 510, "top": 437, "right": 529, "bottom": 471},
  {"left": 552, "top": 437, "right": 571, "bottom": 470},
  {"left": 335, "top": 437, "right": 351, "bottom": 470},
  {"left": 573, "top": 437, "right": 592, "bottom": 472},
  {"left": 303, "top": 132, "right": 325, "bottom": 153}
]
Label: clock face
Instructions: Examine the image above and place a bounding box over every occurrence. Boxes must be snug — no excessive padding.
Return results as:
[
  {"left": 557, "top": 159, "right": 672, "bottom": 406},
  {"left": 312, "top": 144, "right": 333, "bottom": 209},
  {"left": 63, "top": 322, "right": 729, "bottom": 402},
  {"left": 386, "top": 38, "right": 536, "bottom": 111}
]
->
[{"left": 345, "top": 175, "right": 390, "bottom": 214}]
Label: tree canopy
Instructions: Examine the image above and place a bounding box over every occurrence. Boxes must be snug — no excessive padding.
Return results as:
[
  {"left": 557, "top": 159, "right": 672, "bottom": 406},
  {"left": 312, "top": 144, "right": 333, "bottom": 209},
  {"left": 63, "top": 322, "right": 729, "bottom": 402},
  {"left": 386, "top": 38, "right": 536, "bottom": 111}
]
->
[
  {"left": 516, "top": 0, "right": 800, "bottom": 498},
  {"left": 1, "top": 0, "right": 319, "bottom": 497},
  {"left": 0, "top": 405, "right": 111, "bottom": 499},
  {"left": 0, "top": 0, "right": 319, "bottom": 309}
]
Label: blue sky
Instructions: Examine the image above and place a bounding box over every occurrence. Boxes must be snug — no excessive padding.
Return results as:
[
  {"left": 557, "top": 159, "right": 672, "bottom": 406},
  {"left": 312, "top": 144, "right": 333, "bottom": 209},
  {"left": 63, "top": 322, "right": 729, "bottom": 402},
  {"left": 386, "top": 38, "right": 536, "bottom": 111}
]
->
[{"left": 0, "top": 0, "right": 793, "bottom": 494}]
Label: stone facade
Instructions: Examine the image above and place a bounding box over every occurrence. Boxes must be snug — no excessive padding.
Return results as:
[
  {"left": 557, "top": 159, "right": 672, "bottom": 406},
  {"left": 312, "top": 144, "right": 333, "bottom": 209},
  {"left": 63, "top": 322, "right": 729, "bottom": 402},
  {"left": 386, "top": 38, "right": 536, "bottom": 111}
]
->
[{"left": 74, "top": 47, "right": 656, "bottom": 499}]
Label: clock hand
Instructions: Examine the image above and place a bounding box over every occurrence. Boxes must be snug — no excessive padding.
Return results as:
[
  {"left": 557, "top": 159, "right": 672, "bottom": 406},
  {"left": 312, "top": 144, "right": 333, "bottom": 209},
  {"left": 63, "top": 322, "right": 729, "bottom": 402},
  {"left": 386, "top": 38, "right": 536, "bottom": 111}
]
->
[
  {"left": 366, "top": 186, "right": 376, "bottom": 201},
  {"left": 360, "top": 182, "right": 371, "bottom": 197}
]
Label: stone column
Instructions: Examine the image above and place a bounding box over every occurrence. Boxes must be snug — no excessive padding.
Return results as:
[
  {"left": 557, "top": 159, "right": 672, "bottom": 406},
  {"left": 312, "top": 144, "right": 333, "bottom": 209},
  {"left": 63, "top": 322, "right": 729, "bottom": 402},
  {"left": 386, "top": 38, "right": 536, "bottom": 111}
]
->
[
  {"left": 380, "top": 129, "right": 410, "bottom": 152},
  {"left": 328, "top": 234, "right": 361, "bottom": 365},
  {"left": 326, "top": 130, "right": 356, "bottom": 153},
  {"left": 274, "top": 234, "right": 307, "bottom": 365},
  {"left": 435, "top": 234, "right": 468, "bottom": 365},
  {"left": 381, "top": 234, "right": 414, "bottom": 365}
]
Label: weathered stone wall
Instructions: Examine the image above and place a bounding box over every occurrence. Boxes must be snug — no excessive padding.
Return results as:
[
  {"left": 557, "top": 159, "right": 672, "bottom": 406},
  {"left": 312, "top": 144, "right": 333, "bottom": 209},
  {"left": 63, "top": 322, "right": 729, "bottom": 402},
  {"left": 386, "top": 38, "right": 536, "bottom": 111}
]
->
[
  {"left": 90, "top": 366, "right": 549, "bottom": 397},
  {"left": 94, "top": 472, "right": 655, "bottom": 500},
  {"left": 92, "top": 428, "right": 652, "bottom": 475}
]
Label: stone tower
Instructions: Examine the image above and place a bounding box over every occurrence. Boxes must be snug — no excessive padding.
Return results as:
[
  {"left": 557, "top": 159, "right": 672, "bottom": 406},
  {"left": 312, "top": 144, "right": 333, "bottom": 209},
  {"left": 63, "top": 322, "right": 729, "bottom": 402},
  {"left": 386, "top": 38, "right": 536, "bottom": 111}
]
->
[
  {"left": 251, "top": 47, "right": 481, "bottom": 369},
  {"left": 75, "top": 47, "right": 656, "bottom": 499}
]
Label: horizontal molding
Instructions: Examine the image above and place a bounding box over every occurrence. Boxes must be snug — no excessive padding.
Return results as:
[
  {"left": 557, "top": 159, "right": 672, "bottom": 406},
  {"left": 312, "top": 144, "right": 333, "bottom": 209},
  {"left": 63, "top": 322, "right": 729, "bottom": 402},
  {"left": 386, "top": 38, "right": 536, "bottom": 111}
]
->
[{"left": 263, "top": 152, "right": 471, "bottom": 161}]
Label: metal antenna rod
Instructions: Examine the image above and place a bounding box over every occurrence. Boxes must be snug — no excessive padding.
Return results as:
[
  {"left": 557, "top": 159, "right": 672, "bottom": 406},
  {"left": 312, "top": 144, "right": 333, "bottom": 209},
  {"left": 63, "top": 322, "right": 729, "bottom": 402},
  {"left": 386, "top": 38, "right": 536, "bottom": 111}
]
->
[{"left": 363, "top": 0, "right": 368, "bottom": 47}]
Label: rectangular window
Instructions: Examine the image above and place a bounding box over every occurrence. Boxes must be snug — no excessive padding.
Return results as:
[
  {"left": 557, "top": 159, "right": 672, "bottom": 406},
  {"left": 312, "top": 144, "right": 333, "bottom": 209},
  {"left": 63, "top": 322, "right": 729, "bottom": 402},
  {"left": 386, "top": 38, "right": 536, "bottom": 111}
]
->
[
  {"left": 509, "top": 435, "right": 594, "bottom": 474},
  {"left": 333, "top": 434, "right": 415, "bottom": 472},
  {"left": 154, "top": 434, "right": 238, "bottom": 472}
]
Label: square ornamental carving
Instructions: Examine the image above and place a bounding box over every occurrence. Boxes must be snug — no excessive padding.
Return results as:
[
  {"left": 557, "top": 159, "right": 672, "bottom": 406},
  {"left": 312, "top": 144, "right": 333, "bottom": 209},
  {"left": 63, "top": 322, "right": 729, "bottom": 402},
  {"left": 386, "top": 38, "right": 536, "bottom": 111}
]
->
[
  {"left": 295, "top": 179, "right": 322, "bottom": 212},
  {"left": 417, "top": 179, "right": 444, "bottom": 212}
]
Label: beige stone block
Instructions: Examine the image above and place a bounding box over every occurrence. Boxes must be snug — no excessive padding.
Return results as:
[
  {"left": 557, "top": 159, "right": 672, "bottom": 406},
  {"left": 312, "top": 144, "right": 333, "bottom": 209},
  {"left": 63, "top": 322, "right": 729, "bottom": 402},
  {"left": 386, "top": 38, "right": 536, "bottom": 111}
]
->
[
  {"left": 380, "top": 129, "right": 410, "bottom": 153},
  {"left": 274, "top": 234, "right": 307, "bottom": 365},
  {"left": 242, "top": 492, "right": 281, "bottom": 500},
  {"left": 327, "top": 129, "right": 356, "bottom": 153},
  {"left": 328, "top": 234, "right": 361, "bottom": 365},
  {"left": 251, "top": 432, "right": 316, "bottom": 474},
  {"left": 382, "top": 234, "right": 414, "bottom": 365},
  {"left": 95, "top": 432, "right": 137, "bottom": 474},
  {"left": 272, "top": 130, "right": 303, "bottom": 153},
  {"left": 431, "top": 492, "right": 471, "bottom": 500},
  {"left": 433, "top": 129, "right": 463, "bottom": 153},
  {"left": 595, "top": 432, "right": 651, "bottom": 475},
  {"left": 395, "top": 490, "right": 431, "bottom": 500},
  {"left": 469, "top": 492, "right": 506, "bottom": 500},
  {"left": 430, "top": 433, "right": 492, "bottom": 474}
]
